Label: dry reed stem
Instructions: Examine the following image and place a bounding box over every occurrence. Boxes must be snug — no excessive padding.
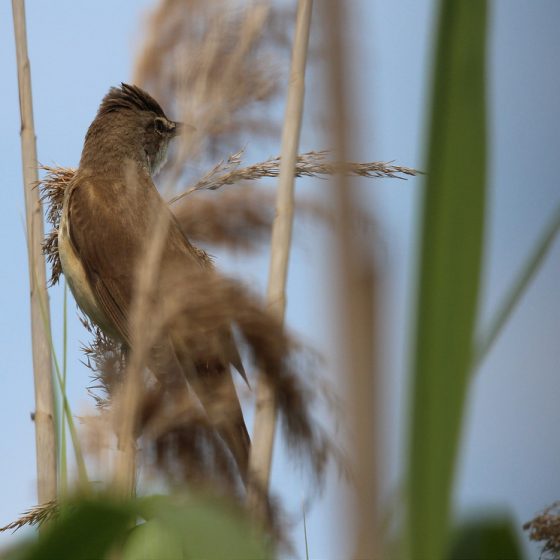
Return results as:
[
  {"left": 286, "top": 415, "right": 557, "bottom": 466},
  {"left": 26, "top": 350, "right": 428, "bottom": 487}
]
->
[
  {"left": 324, "top": 1, "right": 380, "bottom": 557},
  {"left": 12, "top": 0, "right": 57, "bottom": 507},
  {"left": 247, "top": 0, "right": 313, "bottom": 517}
]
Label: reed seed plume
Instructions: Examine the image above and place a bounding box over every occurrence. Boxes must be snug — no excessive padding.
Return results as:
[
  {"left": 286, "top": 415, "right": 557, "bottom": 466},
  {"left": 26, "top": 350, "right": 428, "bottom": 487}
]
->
[
  {"left": 134, "top": 0, "right": 287, "bottom": 173},
  {"left": 173, "top": 184, "right": 337, "bottom": 252},
  {"left": 148, "top": 267, "right": 334, "bottom": 480},
  {"left": 80, "top": 314, "right": 126, "bottom": 409},
  {"left": 524, "top": 502, "right": 560, "bottom": 560},
  {"left": 169, "top": 149, "right": 419, "bottom": 203},
  {"left": 0, "top": 500, "right": 58, "bottom": 533},
  {"left": 38, "top": 165, "right": 74, "bottom": 285},
  {"left": 140, "top": 387, "right": 242, "bottom": 489},
  {"left": 173, "top": 186, "right": 276, "bottom": 251}
]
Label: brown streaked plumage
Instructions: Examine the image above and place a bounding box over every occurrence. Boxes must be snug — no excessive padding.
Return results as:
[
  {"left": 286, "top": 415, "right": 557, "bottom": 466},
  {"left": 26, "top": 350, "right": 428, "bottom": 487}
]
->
[{"left": 58, "top": 83, "right": 250, "bottom": 479}]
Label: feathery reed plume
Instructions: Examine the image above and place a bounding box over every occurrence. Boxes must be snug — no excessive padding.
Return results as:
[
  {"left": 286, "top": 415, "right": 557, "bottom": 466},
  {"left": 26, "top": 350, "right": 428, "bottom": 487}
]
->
[
  {"left": 80, "top": 314, "right": 126, "bottom": 409},
  {"left": 39, "top": 165, "right": 76, "bottom": 286},
  {"left": 524, "top": 502, "right": 560, "bottom": 560},
  {"left": 12, "top": 0, "right": 57, "bottom": 507},
  {"left": 173, "top": 186, "right": 276, "bottom": 251},
  {"left": 140, "top": 388, "right": 239, "bottom": 487},
  {"left": 134, "top": 0, "right": 287, "bottom": 175},
  {"left": 146, "top": 266, "right": 332, "bottom": 479},
  {"left": 169, "top": 149, "right": 419, "bottom": 204},
  {"left": 0, "top": 500, "right": 58, "bottom": 533},
  {"left": 174, "top": 185, "right": 338, "bottom": 252}
]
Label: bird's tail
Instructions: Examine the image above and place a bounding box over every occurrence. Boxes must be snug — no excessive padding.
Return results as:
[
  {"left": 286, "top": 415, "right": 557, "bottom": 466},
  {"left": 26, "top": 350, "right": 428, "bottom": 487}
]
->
[
  {"left": 222, "top": 404, "right": 251, "bottom": 483},
  {"left": 172, "top": 344, "right": 251, "bottom": 483}
]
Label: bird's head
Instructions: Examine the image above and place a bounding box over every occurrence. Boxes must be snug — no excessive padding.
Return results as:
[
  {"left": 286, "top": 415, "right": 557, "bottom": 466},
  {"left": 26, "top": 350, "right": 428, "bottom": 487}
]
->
[{"left": 87, "top": 83, "right": 184, "bottom": 175}]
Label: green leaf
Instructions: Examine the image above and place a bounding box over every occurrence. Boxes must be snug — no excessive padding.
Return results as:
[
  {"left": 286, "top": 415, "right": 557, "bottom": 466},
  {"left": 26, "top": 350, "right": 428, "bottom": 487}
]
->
[
  {"left": 21, "top": 499, "right": 135, "bottom": 560},
  {"left": 131, "top": 494, "right": 272, "bottom": 559},
  {"left": 149, "top": 495, "right": 272, "bottom": 560},
  {"left": 121, "top": 520, "right": 184, "bottom": 560},
  {"left": 6, "top": 494, "right": 271, "bottom": 560},
  {"left": 406, "top": 1, "right": 488, "bottom": 559},
  {"left": 447, "top": 517, "right": 525, "bottom": 560}
]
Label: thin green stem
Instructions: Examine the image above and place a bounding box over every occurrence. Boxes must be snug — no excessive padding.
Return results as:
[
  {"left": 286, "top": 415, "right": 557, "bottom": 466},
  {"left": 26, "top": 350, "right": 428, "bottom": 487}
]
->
[
  {"left": 33, "top": 267, "right": 89, "bottom": 490},
  {"left": 474, "top": 202, "right": 560, "bottom": 369},
  {"left": 59, "top": 281, "right": 68, "bottom": 496},
  {"left": 53, "top": 351, "right": 89, "bottom": 491},
  {"left": 302, "top": 503, "right": 309, "bottom": 560}
]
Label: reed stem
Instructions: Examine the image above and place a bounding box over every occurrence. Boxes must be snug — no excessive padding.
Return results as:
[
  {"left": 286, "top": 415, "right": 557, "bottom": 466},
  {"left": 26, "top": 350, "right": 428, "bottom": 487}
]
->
[
  {"left": 12, "top": 0, "right": 57, "bottom": 506},
  {"left": 247, "top": 0, "right": 313, "bottom": 516}
]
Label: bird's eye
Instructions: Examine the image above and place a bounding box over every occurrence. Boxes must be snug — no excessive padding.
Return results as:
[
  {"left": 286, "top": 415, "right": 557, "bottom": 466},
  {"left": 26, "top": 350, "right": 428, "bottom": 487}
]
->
[{"left": 154, "top": 119, "right": 166, "bottom": 134}]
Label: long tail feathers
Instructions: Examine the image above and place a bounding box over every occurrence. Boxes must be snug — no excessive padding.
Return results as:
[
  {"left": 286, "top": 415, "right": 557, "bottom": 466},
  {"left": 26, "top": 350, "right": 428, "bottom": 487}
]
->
[{"left": 173, "top": 344, "right": 251, "bottom": 483}]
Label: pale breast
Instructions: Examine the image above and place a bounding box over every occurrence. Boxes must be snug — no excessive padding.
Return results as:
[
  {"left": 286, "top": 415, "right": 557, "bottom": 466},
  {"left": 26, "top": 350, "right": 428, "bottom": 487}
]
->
[{"left": 58, "top": 207, "right": 120, "bottom": 340}]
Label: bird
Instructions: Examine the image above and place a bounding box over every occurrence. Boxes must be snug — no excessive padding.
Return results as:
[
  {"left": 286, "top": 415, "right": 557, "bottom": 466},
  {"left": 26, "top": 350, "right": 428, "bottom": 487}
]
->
[{"left": 58, "top": 83, "right": 250, "bottom": 480}]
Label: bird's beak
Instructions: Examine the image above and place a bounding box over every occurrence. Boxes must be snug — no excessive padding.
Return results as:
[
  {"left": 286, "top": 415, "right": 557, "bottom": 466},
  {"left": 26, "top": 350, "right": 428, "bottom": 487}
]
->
[{"left": 172, "top": 121, "right": 195, "bottom": 137}]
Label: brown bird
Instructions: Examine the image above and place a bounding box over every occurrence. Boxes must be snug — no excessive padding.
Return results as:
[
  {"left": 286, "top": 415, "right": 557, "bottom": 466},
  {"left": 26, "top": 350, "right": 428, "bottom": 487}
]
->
[{"left": 58, "top": 83, "right": 250, "bottom": 479}]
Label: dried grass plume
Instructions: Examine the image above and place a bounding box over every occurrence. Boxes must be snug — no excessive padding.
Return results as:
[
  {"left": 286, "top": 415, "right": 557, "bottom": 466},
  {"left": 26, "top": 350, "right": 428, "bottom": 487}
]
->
[{"left": 524, "top": 502, "right": 560, "bottom": 560}]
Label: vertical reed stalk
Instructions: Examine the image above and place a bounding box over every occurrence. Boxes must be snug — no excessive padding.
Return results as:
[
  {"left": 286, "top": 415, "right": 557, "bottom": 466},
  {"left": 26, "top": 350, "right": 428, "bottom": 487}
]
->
[
  {"left": 247, "top": 0, "right": 313, "bottom": 515},
  {"left": 12, "top": 0, "right": 57, "bottom": 506},
  {"left": 324, "top": 1, "right": 379, "bottom": 557}
]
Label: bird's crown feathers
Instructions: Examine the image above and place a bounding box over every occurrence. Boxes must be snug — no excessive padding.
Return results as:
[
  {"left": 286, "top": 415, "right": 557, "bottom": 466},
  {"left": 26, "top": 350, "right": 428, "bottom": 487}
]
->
[{"left": 97, "top": 83, "right": 166, "bottom": 118}]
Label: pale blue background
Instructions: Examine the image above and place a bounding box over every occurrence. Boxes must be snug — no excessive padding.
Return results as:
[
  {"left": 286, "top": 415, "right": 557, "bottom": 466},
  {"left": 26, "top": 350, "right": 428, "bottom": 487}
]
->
[{"left": 1, "top": 1, "right": 559, "bottom": 558}]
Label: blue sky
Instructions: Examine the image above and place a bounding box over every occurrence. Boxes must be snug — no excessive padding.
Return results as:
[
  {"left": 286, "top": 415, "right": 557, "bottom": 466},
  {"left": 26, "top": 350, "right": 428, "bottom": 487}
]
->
[{"left": 1, "top": 1, "right": 559, "bottom": 558}]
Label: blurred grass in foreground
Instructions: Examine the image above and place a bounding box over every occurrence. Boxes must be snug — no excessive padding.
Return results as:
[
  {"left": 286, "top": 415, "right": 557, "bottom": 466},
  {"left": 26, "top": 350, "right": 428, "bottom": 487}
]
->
[{"left": 406, "top": 1, "right": 491, "bottom": 558}]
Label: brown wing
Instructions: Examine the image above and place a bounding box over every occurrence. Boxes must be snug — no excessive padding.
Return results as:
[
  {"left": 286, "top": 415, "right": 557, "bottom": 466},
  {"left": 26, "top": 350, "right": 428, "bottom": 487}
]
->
[
  {"left": 166, "top": 208, "right": 249, "bottom": 385},
  {"left": 66, "top": 174, "right": 160, "bottom": 344}
]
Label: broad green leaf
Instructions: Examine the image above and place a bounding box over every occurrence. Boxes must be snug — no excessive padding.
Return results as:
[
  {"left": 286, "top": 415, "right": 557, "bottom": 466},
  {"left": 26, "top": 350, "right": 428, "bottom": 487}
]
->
[
  {"left": 406, "top": 2, "right": 488, "bottom": 559},
  {"left": 21, "top": 499, "right": 135, "bottom": 560},
  {"left": 149, "top": 495, "right": 272, "bottom": 559},
  {"left": 447, "top": 516, "right": 524, "bottom": 560},
  {"left": 121, "top": 520, "right": 184, "bottom": 560},
  {"left": 132, "top": 494, "right": 272, "bottom": 559},
  {"left": 8, "top": 494, "right": 270, "bottom": 560}
]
